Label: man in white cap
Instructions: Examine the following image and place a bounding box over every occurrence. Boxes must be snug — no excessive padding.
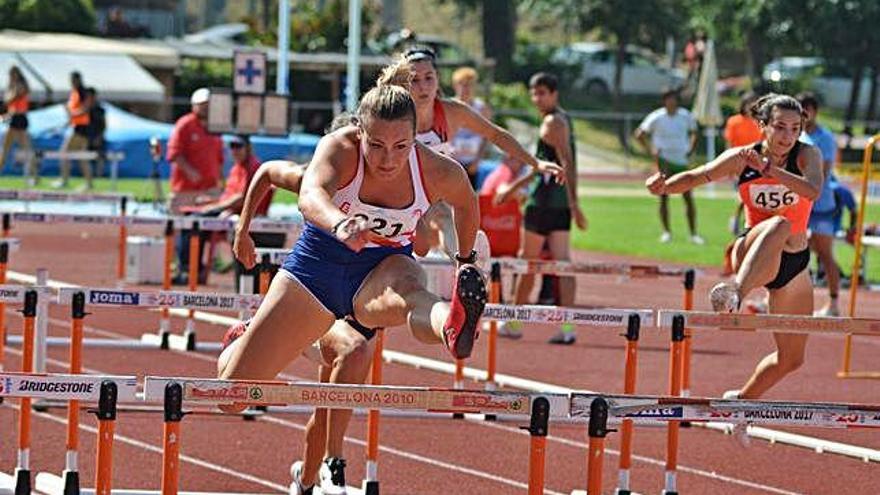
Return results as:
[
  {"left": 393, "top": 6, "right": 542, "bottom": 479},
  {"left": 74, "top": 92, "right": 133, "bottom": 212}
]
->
[{"left": 166, "top": 87, "right": 224, "bottom": 284}]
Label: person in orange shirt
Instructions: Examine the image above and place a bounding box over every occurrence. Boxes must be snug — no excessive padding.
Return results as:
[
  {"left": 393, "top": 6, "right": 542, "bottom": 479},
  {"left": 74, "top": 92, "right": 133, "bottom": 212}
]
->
[
  {"left": 54, "top": 71, "right": 93, "bottom": 190},
  {"left": 1, "top": 65, "right": 37, "bottom": 186}
]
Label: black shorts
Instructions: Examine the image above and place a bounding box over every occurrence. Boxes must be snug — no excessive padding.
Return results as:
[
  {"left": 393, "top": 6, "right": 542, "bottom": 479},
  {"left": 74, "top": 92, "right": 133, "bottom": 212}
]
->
[
  {"left": 344, "top": 316, "right": 378, "bottom": 341},
  {"left": 9, "top": 113, "right": 27, "bottom": 130},
  {"left": 765, "top": 248, "right": 810, "bottom": 290},
  {"left": 737, "top": 229, "right": 810, "bottom": 290},
  {"left": 524, "top": 206, "right": 571, "bottom": 236}
]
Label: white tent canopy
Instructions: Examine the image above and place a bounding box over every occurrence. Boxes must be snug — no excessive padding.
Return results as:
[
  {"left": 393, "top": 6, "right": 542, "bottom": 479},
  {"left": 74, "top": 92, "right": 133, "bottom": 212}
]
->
[{"left": 1, "top": 51, "right": 165, "bottom": 103}]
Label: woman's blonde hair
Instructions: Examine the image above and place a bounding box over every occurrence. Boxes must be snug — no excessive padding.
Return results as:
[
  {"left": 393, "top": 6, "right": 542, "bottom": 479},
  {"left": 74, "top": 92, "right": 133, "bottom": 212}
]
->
[
  {"left": 452, "top": 66, "right": 478, "bottom": 85},
  {"left": 356, "top": 55, "right": 416, "bottom": 133}
]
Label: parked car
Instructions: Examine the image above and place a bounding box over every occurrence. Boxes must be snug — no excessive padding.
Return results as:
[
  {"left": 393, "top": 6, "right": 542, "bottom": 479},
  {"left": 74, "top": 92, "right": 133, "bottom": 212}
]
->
[
  {"left": 763, "top": 56, "right": 877, "bottom": 110},
  {"left": 552, "top": 42, "right": 685, "bottom": 95}
]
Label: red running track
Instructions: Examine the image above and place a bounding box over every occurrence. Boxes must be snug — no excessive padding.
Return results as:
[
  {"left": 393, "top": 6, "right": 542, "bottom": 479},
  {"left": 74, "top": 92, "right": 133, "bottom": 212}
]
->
[{"left": 1, "top": 223, "right": 879, "bottom": 494}]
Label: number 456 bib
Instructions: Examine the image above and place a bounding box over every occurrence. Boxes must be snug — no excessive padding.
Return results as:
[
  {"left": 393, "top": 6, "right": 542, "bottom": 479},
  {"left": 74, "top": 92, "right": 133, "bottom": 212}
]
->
[{"left": 748, "top": 184, "right": 799, "bottom": 212}]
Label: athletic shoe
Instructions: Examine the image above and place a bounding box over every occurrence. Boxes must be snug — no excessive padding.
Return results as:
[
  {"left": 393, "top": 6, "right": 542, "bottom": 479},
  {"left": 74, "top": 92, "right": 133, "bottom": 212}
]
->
[
  {"left": 289, "top": 461, "right": 314, "bottom": 495},
  {"left": 318, "top": 457, "right": 347, "bottom": 495},
  {"left": 548, "top": 324, "right": 576, "bottom": 345},
  {"left": 659, "top": 231, "right": 672, "bottom": 243},
  {"left": 443, "top": 265, "right": 488, "bottom": 359},
  {"left": 709, "top": 282, "right": 740, "bottom": 313},
  {"left": 690, "top": 234, "right": 705, "bottom": 245},
  {"left": 497, "top": 321, "right": 523, "bottom": 340},
  {"left": 722, "top": 390, "right": 751, "bottom": 447},
  {"left": 221, "top": 319, "right": 249, "bottom": 351},
  {"left": 473, "top": 229, "right": 491, "bottom": 275}
]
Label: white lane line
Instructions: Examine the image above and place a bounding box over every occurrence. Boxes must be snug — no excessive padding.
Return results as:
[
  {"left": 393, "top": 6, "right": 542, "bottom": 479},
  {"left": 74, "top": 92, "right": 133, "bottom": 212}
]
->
[
  {"left": 474, "top": 419, "right": 805, "bottom": 495},
  {"left": 1, "top": 402, "right": 287, "bottom": 493},
  {"left": 258, "top": 415, "right": 567, "bottom": 495}
]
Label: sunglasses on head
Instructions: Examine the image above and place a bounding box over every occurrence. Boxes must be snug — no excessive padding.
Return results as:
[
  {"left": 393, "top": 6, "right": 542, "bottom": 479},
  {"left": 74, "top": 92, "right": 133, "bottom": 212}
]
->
[{"left": 229, "top": 142, "right": 245, "bottom": 149}]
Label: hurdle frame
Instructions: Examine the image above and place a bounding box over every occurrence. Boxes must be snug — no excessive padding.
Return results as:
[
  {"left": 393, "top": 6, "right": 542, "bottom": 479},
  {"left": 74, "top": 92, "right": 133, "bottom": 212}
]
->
[{"left": 839, "top": 132, "right": 880, "bottom": 379}]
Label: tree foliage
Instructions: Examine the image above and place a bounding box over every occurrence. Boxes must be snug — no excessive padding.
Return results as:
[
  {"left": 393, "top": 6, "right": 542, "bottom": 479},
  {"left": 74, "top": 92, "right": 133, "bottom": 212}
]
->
[{"left": 0, "top": 0, "right": 97, "bottom": 35}]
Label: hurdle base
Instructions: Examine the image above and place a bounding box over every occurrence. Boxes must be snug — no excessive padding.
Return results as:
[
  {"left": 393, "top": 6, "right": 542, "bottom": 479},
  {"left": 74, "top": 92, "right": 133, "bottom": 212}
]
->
[
  {"left": 361, "top": 479, "right": 379, "bottom": 495},
  {"left": 483, "top": 414, "right": 497, "bottom": 421},
  {"left": 836, "top": 370, "right": 880, "bottom": 379},
  {"left": 452, "top": 412, "right": 464, "bottom": 419},
  {"left": 167, "top": 331, "right": 196, "bottom": 352},
  {"left": 660, "top": 491, "right": 679, "bottom": 495},
  {"left": 61, "top": 469, "right": 79, "bottom": 495},
  {"left": 140, "top": 331, "right": 170, "bottom": 350},
  {"left": 13, "top": 468, "right": 30, "bottom": 495},
  {"left": 614, "top": 490, "right": 632, "bottom": 495}
]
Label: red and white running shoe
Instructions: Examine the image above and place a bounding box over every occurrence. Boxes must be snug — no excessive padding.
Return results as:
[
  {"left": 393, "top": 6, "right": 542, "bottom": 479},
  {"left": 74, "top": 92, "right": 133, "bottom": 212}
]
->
[{"left": 443, "top": 265, "right": 487, "bottom": 359}]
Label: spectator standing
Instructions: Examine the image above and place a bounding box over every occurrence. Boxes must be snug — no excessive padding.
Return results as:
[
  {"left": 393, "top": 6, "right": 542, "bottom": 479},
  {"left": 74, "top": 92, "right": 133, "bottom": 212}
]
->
[
  {"left": 1, "top": 66, "right": 36, "bottom": 185},
  {"left": 500, "top": 73, "right": 587, "bottom": 344},
  {"left": 85, "top": 87, "right": 107, "bottom": 178},
  {"left": 635, "top": 90, "right": 702, "bottom": 244},
  {"left": 450, "top": 67, "right": 492, "bottom": 189},
  {"left": 167, "top": 87, "right": 224, "bottom": 284},
  {"left": 478, "top": 155, "right": 527, "bottom": 259},
  {"left": 54, "top": 71, "right": 92, "bottom": 190},
  {"left": 798, "top": 92, "right": 840, "bottom": 316}
]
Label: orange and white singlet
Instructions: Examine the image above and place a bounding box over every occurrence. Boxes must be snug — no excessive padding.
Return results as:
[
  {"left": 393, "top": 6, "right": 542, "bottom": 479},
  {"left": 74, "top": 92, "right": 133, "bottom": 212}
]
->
[
  {"left": 737, "top": 141, "right": 813, "bottom": 234},
  {"left": 416, "top": 99, "right": 454, "bottom": 155}
]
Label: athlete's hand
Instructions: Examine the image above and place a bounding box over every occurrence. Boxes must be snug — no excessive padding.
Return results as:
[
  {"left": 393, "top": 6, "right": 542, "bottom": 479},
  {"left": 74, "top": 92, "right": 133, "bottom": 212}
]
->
[
  {"left": 572, "top": 204, "right": 588, "bottom": 230},
  {"left": 535, "top": 160, "right": 567, "bottom": 184},
  {"left": 739, "top": 148, "right": 770, "bottom": 175},
  {"left": 233, "top": 227, "right": 256, "bottom": 269},
  {"left": 645, "top": 172, "right": 668, "bottom": 195},
  {"left": 333, "top": 216, "right": 374, "bottom": 252}
]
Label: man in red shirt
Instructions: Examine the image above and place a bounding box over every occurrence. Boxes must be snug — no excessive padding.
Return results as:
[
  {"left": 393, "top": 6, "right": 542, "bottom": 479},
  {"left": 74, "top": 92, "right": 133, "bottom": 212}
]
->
[{"left": 167, "top": 88, "right": 224, "bottom": 284}]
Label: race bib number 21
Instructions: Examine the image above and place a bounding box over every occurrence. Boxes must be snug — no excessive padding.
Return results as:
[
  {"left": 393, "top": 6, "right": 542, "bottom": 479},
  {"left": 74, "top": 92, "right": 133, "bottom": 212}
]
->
[{"left": 749, "top": 185, "right": 798, "bottom": 211}]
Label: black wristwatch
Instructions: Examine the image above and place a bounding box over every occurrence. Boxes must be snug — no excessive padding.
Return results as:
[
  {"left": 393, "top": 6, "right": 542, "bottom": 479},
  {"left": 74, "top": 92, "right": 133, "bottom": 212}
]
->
[{"left": 455, "top": 250, "right": 477, "bottom": 264}]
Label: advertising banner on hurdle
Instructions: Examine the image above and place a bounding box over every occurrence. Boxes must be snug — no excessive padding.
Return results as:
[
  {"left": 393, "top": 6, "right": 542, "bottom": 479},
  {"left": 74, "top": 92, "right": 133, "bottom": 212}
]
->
[
  {"left": 254, "top": 248, "right": 290, "bottom": 266},
  {"left": 657, "top": 310, "right": 880, "bottom": 336},
  {"left": 569, "top": 393, "right": 880, "bottom": 429},
  {"left": 58, "top": 288, "right": 263, "bottom": 312},
  {"left": 0, "top": 372, "right": 138, "bottom": 402},
  {"left": 483, "top": 304, "right": 653, "bottom": 328},
  {"left": 143, "top": 377, "right": 571, "bottom": 417},
  {"left": 0, "top": 189, "right": 129, "bottom": 203}
]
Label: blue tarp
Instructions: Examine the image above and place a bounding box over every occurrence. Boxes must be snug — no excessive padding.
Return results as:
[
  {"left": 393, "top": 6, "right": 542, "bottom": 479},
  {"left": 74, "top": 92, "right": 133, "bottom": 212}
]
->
[{"left": 0, "top": 103, "right": 320, "bottom": 178}]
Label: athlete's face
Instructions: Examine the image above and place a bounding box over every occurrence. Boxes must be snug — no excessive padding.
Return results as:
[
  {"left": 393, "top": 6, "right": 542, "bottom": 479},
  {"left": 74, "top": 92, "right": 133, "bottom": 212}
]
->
[
  {"left": 763, "top": 108, "right": 803, "bottom": 153},
  {"left": 360, "top": 117, "right": 416, "bottom": 180},
  {"left": 410, "top": 61, "right": 439, "bottom": 107},
  {"left": 529, "top": 85, "right": 558, "bottom": 113},
  {"left": 453, "top": 79, "right": 475, "bottom": 101}
]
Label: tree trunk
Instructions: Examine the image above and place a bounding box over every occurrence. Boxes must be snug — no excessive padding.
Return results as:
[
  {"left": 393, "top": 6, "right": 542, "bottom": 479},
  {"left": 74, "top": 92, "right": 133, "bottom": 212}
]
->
[
  {"left": 481, "top": 0, "right": 516, "bottom": 81},
  {"left": 262, "top": 0, "right": 273, "bottom": 31},
  {"left": 745, "top": 31, "right": 767, "bottom": 87},
  {"left": 844, "top": 64, "right": 865, "bottom": 136},
  {"left": 614, "top": 39, "right": 628, "bottom": 150},
  {"left": 864, "top": 64, "right": 879, "bottom": 135}
]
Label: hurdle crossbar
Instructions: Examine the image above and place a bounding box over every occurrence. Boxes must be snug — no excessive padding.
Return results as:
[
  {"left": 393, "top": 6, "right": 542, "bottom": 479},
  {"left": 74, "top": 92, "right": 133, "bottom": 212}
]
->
[
  {"left": 657, "top": 310, "right": 880, "bottom": 336},
  {"left": 485, "top": 304, "right": 653, "bottom": 328},
  {"left": 3, "top": 211, "right": 301, "bottom": 234},
  {"left": 57, "top": 287, "right": 262, "bottom": 313},
  {"left": 570, "top": 393, "right": 880, "bottom": 429},
  {"left": 142, "top": 377, "right": 570, "bottom": 417},
  {"left": 0, "top": 372, "right": 138, "bottom": 402},
  {"left": 0, "top": 189, "right": 130, "bottom": 203}
]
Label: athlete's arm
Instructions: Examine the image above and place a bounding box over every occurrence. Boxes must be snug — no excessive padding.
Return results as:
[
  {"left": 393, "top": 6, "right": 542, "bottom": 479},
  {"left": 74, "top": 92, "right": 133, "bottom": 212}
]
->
[
  {"left": 421, "top": 144, "right": 479, "bottom": 257},
  {"left": 235, "top": 160, "right": 303, "bottom": 230},
  {"left": 542, "top": 114, "right": 578, "bottom": 205},
  {"left": 647, "top": 147, "right": 743, "bottom": 196},
  {"left": 298, "top": 134, "right": 352, "bottom": 231},
  {"left": 495, "top": 169, "right": 534, "bottom": 205},
  {"left": 444, "top": 99, "right": 564, "bottom": 179},
  {"left": 766, "top": 145, "right": 822, "bottom": 200}
]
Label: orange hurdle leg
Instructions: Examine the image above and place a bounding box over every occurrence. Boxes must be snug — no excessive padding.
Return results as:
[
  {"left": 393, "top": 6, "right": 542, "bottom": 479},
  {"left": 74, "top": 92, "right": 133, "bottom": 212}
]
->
[
  {"left": 159, "top": 220, "right": 174, "bottom": 347},
  {"left": 259, "top": 253, "right": 272, "bottom": 295},
  {"left": 15, "top": 290, "right": 38, "bottom": 494},
  {"left": 616, "top": 314, "right": 641, "bottom": 495},
  {"left": 117, "top": 197, "right": 128, "bottom": 282},
  {"left": 185, "top": 222, "right": 200, "bottom": 349},
  {"left": 680, "top": 269, "right": 695, "bottom": 397},
  {"left": 0, "top": 242, "right": 8, "bottom": 372},
  {"left": 663, "top": 316, "right": 686, "bottom": 495},
  {"left": 526, "top": 397, "right": 550, "bottom": 495},
  {"left": 161, "top": 382, "right": 184, "bottom": 495},
  {"left": 586, "top": 397, "right": 610, "bottom": 495},
  {"left": 94, "top": 381, "right": 118, "bottom": 495},
  {"left": 64, "top": 292, "right": 87, "bottom": 492},
  {"left": 363, "top": 329, "right": 385, "bottom": 495},
  {"left": 485, "top": 262, "right": 501, "bottom": 393}
]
